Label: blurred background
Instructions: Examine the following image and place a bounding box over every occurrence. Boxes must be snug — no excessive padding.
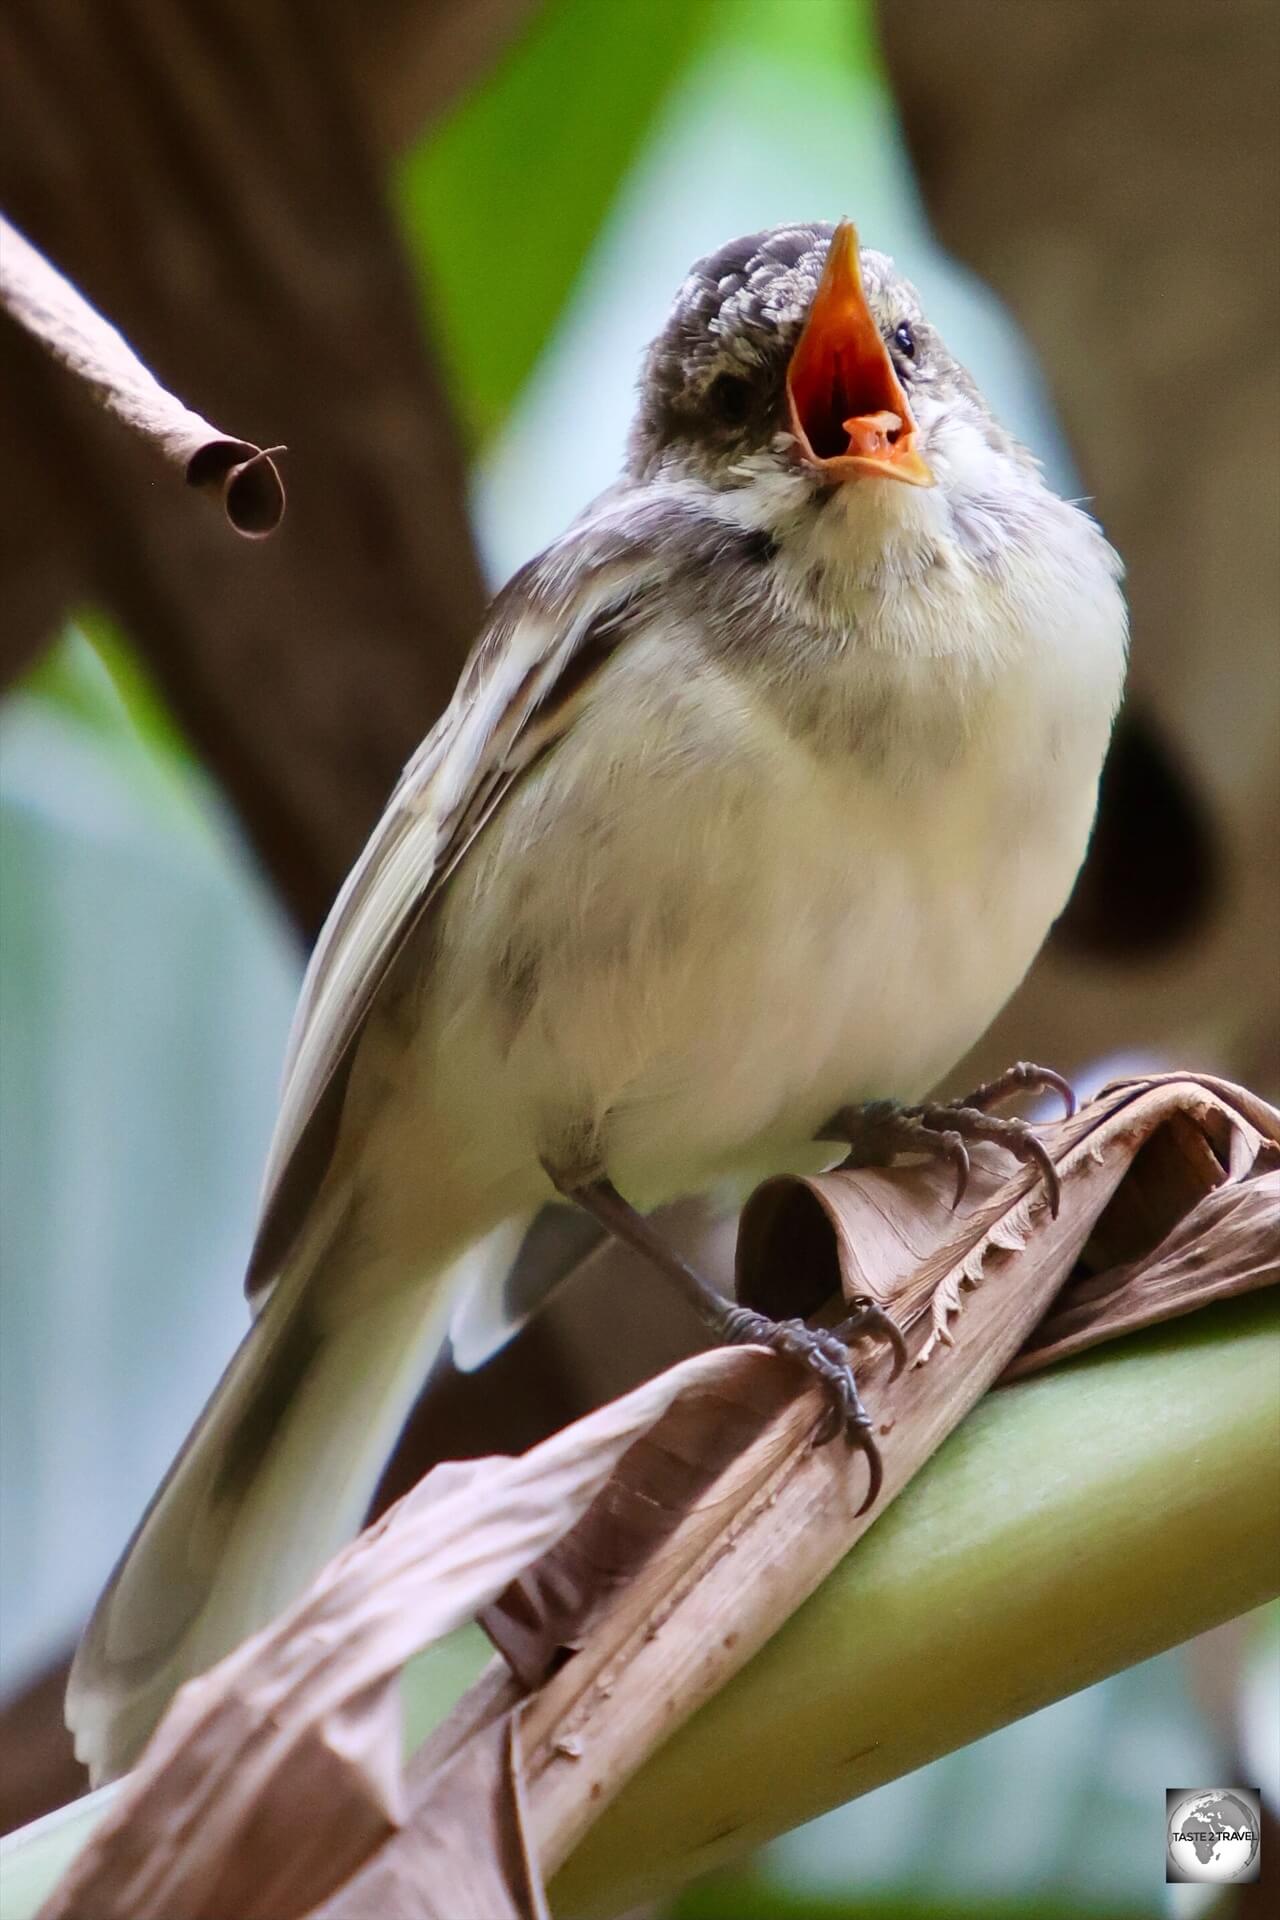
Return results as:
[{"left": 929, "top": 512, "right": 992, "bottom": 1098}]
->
[{"left": 0, "top": 1, "right": 1276, "bottom": 1913}]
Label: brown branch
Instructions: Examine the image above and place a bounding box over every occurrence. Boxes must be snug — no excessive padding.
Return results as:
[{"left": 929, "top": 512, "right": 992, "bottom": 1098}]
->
[{"left": 0, "top": 214, "right": 284, "bottom": 538}]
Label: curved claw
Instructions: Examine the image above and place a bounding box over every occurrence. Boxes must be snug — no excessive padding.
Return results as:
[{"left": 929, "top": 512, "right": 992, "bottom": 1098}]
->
[
  {"left": 910, "top": 1099, "right": 1063, "bottom": 1218},
  {"left": 1025, "top": 1133, "right": 1063, "bottom": 1217},
  {"left": 917, "top": 1123, "right": 970, "bottom": 1207},
  {"left": 964, "top": 1117, "right": 1061, "bottom": 1218},
  {"left": 836, "top": 1296, "right": 909, "bottom": 1380},
  {"left": 964, "top": 1060, "right": 1076, "bottom": 1121},
  {"left": 850, "top": 1420, "right": 883, "bottom": 1515},
  {"left": 1037, "top": 1067, "right": 1077, "bottom": 1120}
]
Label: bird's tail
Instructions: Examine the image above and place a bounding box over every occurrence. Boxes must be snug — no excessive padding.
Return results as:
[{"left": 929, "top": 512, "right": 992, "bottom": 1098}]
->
[{"left": 66, "top": 1208, "right": 527, "bottom": 1785}]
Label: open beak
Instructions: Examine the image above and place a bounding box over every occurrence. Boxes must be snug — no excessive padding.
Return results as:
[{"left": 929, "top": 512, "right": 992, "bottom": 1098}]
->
[{"left": 786, "top": 221, "right": 933, "bottom": 488}]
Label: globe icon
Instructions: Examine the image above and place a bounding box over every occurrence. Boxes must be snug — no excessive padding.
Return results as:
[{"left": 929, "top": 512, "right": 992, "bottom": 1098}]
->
[{"left": 1167, "top": 1789, "right": 1261, "bottom": 1883}]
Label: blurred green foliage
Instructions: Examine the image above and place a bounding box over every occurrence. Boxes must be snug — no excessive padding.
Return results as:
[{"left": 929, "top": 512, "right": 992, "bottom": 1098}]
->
[
  {"left": 398, "top": 0, "right": 879, "bottom": 442},
  {"left": 675, "top": 1890, "right": 1156, "bottom": 1920},
  {"left": 398, "top": 0, "right": 718, "bottom": 442},
  {"left": 20, "top": 615, "right": 193, "bottom": 799}
]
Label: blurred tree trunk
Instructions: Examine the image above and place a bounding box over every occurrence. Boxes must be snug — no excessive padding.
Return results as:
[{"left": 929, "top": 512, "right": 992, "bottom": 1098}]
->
[
  {"left": 879, "top": 0, "right": 1280, "bottom": 1094},
  {"left": 0, "top": 0, "right": 544, "bottom": 1835},
  {"left": 0, "top": 0, "right": 539, "bottom": 940}
]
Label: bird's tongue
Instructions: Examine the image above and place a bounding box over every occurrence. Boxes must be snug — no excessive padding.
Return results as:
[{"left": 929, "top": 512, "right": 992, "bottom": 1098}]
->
[
  {"left": 843, "top": 409, "right": 905, "bottom": 460},
  {"left": 786, "top": 221, "right": 933, "bottom": 487}
]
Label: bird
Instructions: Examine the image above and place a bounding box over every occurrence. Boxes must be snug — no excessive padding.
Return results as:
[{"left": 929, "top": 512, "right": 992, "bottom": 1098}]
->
[{"left": 67, "top": 220, "right": 1127, "bottom": 1783}]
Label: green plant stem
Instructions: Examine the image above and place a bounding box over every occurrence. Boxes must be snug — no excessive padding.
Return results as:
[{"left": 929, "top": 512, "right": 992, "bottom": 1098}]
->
[
  {"left": 2, "top": 1295, "right": 1274, "bottom": 1920},
  {"left": 551, "top": 1291, "right": 1280, "bottom": 1916}
]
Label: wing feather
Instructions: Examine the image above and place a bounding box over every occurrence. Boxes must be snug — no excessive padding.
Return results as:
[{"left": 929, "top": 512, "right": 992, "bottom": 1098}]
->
[{"left": 247, "top": 527, "right": 670, "bottom": 1294}]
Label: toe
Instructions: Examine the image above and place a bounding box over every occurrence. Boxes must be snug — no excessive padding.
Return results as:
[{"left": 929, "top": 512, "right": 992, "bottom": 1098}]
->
[
  {"left": 917, "top": 1121, "right": 970, "bottom": 1206},
  {"left": 721, "top": 1309, "right": 883, "bottom": 1502},
  {"left": 835, "top": 1297, "right": 909, "bottom": 1379},
  {"left": 963, "top": 1060, "right": 1076, "bottom": 1119}
]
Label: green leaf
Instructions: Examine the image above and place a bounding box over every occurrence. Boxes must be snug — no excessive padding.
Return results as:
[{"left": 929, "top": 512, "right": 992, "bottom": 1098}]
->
[
  {"left": 396, "top": 0, "right": 718, "bottom": 441},
  {"left": 15, "top": 615, "right": 192, "bottom": 793},
  {"left": 675, "top": 1886, "right": 1134, "bottom": 1920},
  {"left": 714, "top": 0, "right": 881, "bottom": 78},
  {"left": 74, "top": 610, "right": 190, "bottom": 770}
]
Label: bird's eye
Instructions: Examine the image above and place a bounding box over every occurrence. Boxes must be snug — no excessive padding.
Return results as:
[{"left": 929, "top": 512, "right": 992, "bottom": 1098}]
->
[
  {"left": 892, "top": 321, "right": 916, "bottom": 360},
  {"left": 706, "top": 371, "right": 752, "bottom": 426}
]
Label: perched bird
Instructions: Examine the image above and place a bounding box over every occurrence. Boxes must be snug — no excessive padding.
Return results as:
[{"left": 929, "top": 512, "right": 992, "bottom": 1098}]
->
[{"left": 68, "top": 221, "right": 1127, "bottom": 1781}]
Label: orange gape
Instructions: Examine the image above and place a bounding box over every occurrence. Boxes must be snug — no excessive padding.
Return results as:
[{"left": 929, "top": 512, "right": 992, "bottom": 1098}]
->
[{"left": 786, "top": 220, "right": 933, "bottom": 487}]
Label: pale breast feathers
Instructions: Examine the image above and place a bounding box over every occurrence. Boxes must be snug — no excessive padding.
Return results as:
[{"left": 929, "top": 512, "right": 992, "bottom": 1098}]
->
[{"left": 245, "top": 499, "right": 756, "bottom": 1298}]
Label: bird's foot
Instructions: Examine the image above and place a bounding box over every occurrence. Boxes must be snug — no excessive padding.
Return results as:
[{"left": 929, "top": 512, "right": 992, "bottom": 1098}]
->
[
  {"left": 549, "top": 1170, "right": 905, "bottom": 1511},
  {"left": 824, "top": 1060, "right": 1074, "bottom": 1218},
  {"left": 716, "top": 1303, "right": 887, "bottom": 1510},
  {"left": 834, "top": 1294, "right": 910, "bottom": 1376}
]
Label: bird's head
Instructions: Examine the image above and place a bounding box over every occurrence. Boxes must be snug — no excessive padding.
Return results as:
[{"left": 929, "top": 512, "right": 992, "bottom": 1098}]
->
[{"left": 629, "top": 221, "right": 1023, "bottom": 525}]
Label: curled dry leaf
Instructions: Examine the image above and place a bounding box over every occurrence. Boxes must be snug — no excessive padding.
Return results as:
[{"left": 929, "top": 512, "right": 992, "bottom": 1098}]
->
[
  {"left": 40, "top": 1075, "right": 1280, "bottom": 1920},
  {"left": 0, "top": 216, "right": 284, "bottom": 537},
  {"left": 316, "top": 1074, "right": 1279, "bottom": 1915},
  {"left": 737, "top": 1070, "right": 1280, "bottom": 1365},
  {"left": 1008, "top": 1168, "right": 1279, "bottom": 1378},
  {"left": 37, "top": 1350, "right": 754, "bottom": 1920}
]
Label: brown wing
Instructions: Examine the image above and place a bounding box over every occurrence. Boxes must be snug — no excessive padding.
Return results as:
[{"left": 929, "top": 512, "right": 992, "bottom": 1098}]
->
[{"left": 245, "top": 533, "right": 666, "bottom": 1299}]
